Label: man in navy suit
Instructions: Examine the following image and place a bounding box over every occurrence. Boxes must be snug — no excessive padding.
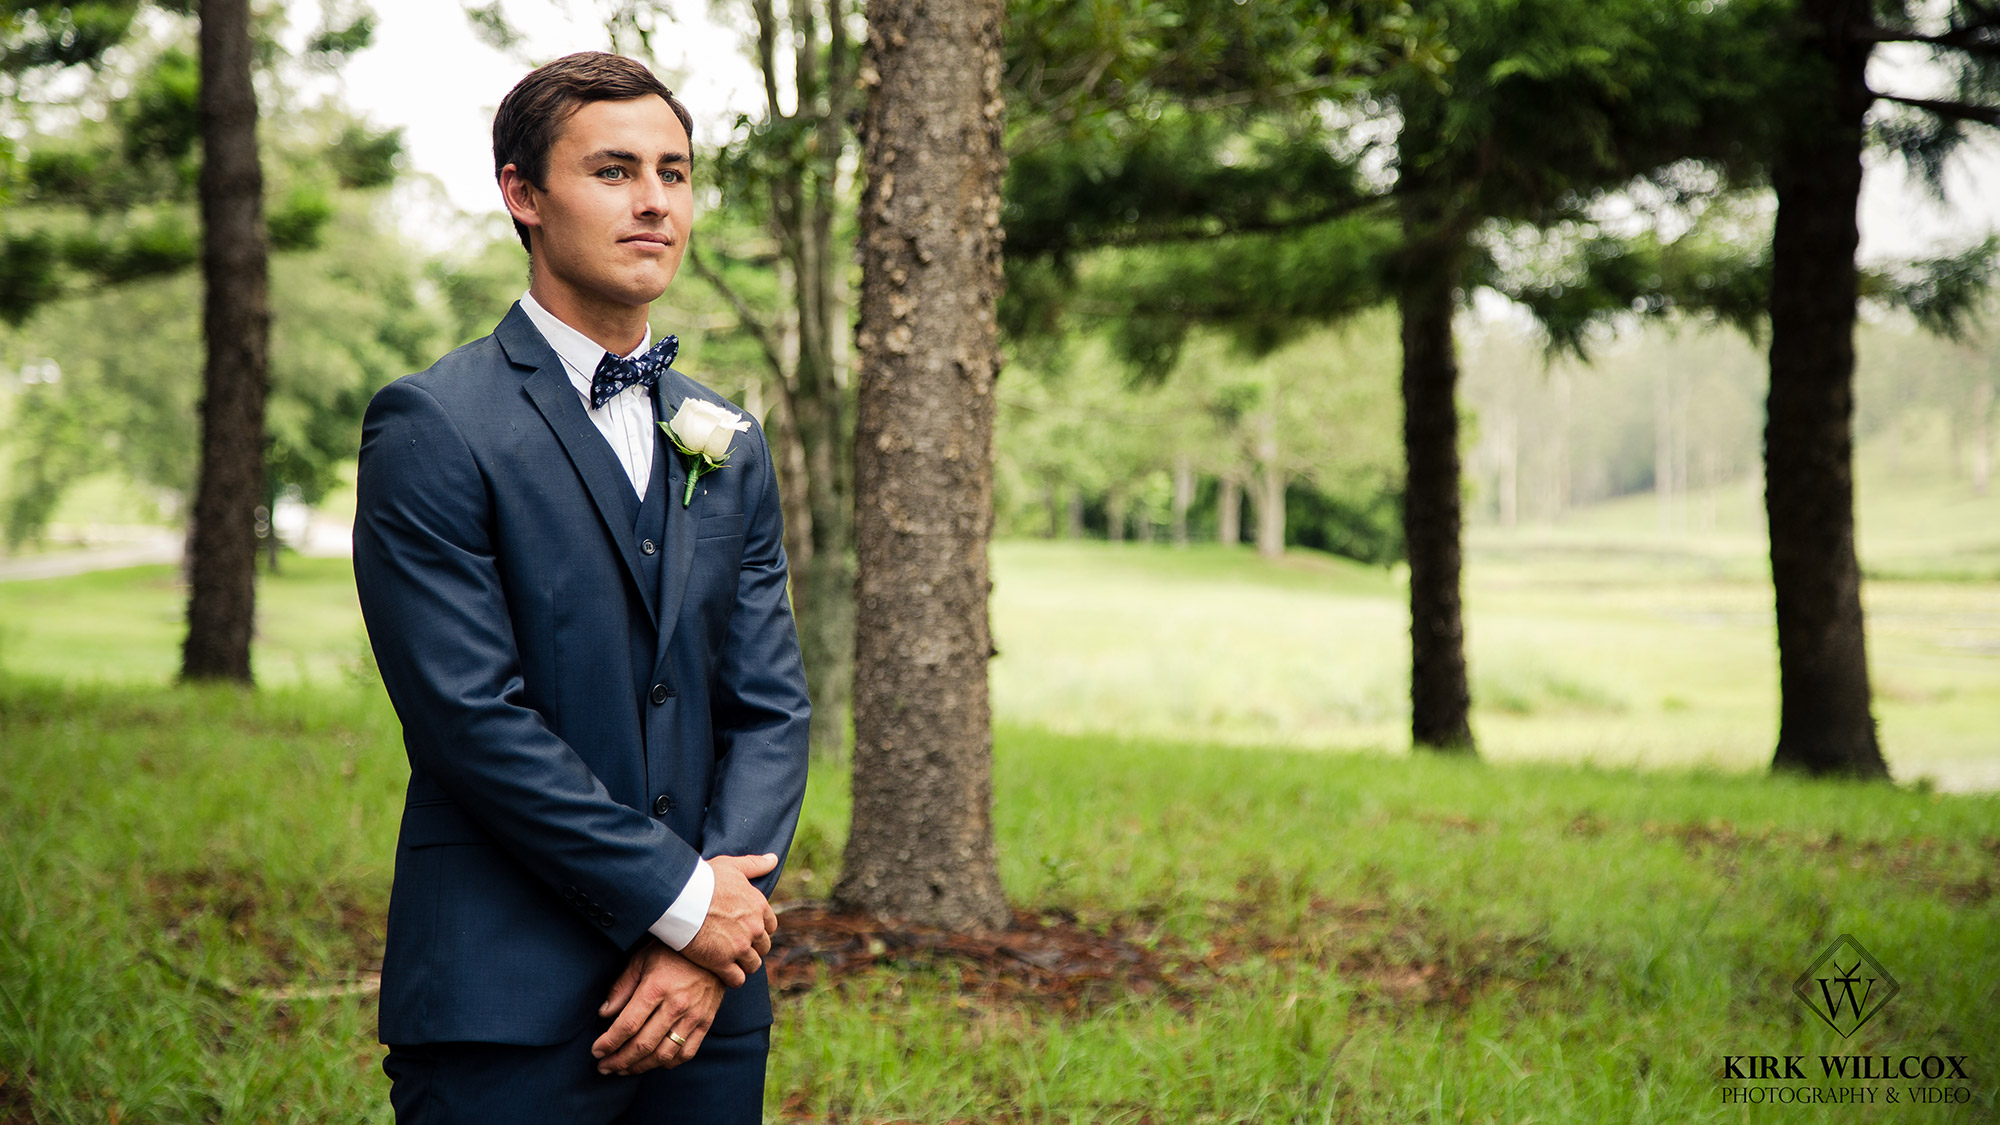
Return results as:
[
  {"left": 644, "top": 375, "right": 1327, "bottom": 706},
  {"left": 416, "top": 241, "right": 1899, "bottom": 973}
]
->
[{"left": 354, "top": 52, "right": 810, "bottom": 1123}]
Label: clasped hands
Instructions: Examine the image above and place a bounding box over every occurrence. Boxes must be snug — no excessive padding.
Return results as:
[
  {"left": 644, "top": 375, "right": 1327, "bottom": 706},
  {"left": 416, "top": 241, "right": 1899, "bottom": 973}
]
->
[{"left": 591, "top": 853, "right": 779, "bottom": 1075}]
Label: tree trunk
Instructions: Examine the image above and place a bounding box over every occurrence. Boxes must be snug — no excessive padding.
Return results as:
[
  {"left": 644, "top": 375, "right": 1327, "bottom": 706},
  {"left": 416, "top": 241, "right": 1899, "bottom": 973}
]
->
[
  {"left": 1970, "top": 380, "right": 1992, "bottom": 497},
  {"left": 1764, "top": 0, "right": 1887, "bottom": 779},
  {"left": 1105, "top": 490, "right": 1127, "bottom": 542},
  {"left": 1170, "top": 454, "right": 1192, "bottom": 546},
  {"left": 836, "top": 0, "right": 1009, "bottom": 929},
  {"left": 1656, "top": 367, "right": 1675, "bottom": 535},
  {"left": 1399, "top": 205, "right": 1474, "bottom": 753},
  {"left": 743, "top": 0, "right": 858, "bottom": 760},
  {"left": 1549, "top": 367, "right": 1572, "bottom": 522},
  {"left": 181, "top": 0, "right": 268, "bottom": 683},
  {"left": 1495, "top": 408, "right": 1518, "bottom": 529},
  {"left": 1254, "top": 404, "right": 1284, "bottom": 559},
  {"left": 1218, "top": 474, "right": 1241, "bottom": 546}
]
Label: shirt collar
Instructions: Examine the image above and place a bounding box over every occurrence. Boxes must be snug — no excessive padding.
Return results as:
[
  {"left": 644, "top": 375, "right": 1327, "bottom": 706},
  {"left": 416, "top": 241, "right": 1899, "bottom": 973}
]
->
[{"left": 518, "top": 290, "right": 653, "bottom": 406}]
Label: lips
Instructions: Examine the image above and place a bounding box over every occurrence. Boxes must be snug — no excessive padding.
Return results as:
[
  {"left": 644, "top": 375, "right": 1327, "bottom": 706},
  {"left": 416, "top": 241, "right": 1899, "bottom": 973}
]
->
[{"left": 621, "top": 233, "right": 673, "bottom": 247}]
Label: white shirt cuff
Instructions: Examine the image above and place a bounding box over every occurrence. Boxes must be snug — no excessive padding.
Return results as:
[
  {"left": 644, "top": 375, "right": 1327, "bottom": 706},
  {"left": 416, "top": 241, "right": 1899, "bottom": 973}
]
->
[{"left": 648, "top": 858, "right": 715, "bottom": 950}]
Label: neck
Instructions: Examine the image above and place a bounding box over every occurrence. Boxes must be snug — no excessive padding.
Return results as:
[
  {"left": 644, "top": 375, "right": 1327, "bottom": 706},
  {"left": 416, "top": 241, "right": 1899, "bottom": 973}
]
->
[{"left": 527, "top": 271, "right": 648, "bottom": 356}]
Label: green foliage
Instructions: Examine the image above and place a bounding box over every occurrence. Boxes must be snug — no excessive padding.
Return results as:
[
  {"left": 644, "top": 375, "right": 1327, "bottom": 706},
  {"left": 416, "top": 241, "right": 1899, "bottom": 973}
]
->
[
  {"left": 327, "top": 123, "right": 402, "bottom": 190},
  {"left": 1285, "top": 480, "right": 1404, "bottom": 564},
  {"left": 0, "top": 6, "right": 427, "bottom": 541},
  {"left": 266, "top": 182, "right": 334, "bottom": 252},
  {"left": 1867, "top": 235, "right": 2000, "bottom": 341},
  {"left": 118, "top": 45, "right": 202, "bottom": 167},
  {"left": 424, "top": 236, "right": 528, "bottom": 351},
  {"left": 0, "top": 0, "right": 151, "bottom": 74},
  {"left": 1488, "top": 222, "right": 1774, "bottom": 357},
  {"left": 1864, "top": 2, "right": 2000, "bottom": 194},
  {"left": 3, "top": 191, "right": 444, "bottom": 544},
  {"left": 996, "top": 315, "right": 1403, "bottom": 559},
  {"left": 0, "top": 7, "right": 389, "bottom": 321},
  {"left": 0, "top": 227, "right": 59, "bottom": 322},
  {"left": 305, "top": 10, "right": 375, "bottom": 60}
]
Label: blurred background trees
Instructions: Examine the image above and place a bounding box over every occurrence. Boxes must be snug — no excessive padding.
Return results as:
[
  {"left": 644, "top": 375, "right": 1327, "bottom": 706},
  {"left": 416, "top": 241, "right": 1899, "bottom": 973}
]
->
[
  {"left": 2, "top": 0, "right": 1996, "bottom": 782},
  {"left": 1, "top": 0, "right": 409, "bottom": 682}
]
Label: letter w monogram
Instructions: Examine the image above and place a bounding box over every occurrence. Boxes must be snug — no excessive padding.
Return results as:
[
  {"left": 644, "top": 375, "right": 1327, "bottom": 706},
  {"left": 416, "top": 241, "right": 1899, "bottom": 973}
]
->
[{"left": 1818, "top": 961, "right": 1873, "bottom": 1019}]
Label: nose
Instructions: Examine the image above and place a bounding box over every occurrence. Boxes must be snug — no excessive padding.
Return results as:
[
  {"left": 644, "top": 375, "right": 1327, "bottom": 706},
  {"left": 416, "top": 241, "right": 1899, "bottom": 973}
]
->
[{"left": 634, "top": 170, "right": 669, "bottom": 219}]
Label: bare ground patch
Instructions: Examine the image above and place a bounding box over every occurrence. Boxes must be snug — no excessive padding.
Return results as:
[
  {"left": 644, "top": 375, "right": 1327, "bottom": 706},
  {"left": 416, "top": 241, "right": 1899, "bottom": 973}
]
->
[
  {"left": 140, "top": 868, "right": 384, "bottom": 998},
  {"left": 768, "top": 897, "right": 1567, "bottom": 1016},
  {"left": 1642, "top": 821, "right": 1999, "bottom": 905}
]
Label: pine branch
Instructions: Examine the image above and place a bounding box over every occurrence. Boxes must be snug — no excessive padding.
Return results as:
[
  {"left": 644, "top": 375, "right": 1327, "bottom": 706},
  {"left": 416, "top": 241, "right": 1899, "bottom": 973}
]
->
[
  {"left": 687, "top": 247, "right": 788, "bottom": 382},
  {"left": 1011, "top": 193, "right": 1390, "bottom": 258},
  {"left": 1874, "top": 92, "right": 2000, "bottom": 128},
  {"left": 1849, "top": 24, "right": 2000, "bottom": 60}
]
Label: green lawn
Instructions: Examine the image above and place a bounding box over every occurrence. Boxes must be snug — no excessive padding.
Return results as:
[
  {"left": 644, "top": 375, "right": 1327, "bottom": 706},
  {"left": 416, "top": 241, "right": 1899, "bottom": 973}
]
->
[
  {"left": 1, "top": 534, "right": 1995, "bottom": 1120},
  {"left": 4, "top": 540, "right": 1994, "bottom": 788},
  {"left": 1, "top": 679, "right": 1993, "bottom": 1122}
]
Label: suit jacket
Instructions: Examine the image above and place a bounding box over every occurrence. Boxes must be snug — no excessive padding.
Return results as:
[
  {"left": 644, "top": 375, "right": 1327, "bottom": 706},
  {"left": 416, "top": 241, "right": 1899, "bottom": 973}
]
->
[{"left": 353, "top": 302, "right": 810, "bottom": 1046}]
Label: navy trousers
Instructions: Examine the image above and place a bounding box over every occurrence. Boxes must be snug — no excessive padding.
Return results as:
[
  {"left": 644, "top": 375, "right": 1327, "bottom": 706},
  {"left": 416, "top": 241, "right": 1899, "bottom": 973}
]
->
[{"left": 383, "top": 1024, "right": 769, "bottom": 1124}]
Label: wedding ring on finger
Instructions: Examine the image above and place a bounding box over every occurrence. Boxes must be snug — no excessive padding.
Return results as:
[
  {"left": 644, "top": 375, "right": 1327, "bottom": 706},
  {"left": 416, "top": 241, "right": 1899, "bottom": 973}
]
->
[{"left": 668, "top": 1031, "right": 688, "bottom": 1046}]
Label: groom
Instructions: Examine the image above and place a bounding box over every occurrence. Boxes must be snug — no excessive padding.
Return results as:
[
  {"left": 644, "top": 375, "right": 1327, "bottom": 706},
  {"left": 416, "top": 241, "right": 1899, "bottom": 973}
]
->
[{"left": 354, "top": 52, "right": 810, "bottom": 1123}]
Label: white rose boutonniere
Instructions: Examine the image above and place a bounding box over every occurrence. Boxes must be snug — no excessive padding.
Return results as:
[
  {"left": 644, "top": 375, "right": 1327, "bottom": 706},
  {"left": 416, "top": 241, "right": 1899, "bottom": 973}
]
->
[{"left": 661, "top": 399, "right": 753, "bottom": 507}]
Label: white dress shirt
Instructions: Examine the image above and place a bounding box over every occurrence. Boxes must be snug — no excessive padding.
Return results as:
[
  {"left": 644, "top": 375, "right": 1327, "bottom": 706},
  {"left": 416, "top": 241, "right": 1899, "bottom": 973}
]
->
[{"left": 518, "top": 291, "right": 716, "bottom": 952}]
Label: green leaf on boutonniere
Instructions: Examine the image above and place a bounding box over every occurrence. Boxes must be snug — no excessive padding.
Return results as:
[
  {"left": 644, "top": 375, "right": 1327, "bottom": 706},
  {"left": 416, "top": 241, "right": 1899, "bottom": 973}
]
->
[{"left": 661, "top": 398, "right": 752, "bottom": 508}]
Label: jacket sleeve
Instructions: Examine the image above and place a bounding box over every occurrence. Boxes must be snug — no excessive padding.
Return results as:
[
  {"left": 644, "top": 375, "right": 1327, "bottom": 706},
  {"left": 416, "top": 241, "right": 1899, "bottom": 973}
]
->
[
  {"left": 354, "top": 377, "right": 700, "bottom": 950},
  {"left": 698, "top": 417, "right": 812, "bottom": 896}
]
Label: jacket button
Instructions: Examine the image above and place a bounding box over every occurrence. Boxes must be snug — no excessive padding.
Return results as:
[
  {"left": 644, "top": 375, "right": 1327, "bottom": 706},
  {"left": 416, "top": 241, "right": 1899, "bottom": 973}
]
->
[
  {"left": 650, "top": 683, "right": 670, "bottom": 705},
  {"left": 653, "top": 794, "right": 673, "bottom": 816},
  {"left": 641, "top": 538, "right": 657, "bottom": 555}
]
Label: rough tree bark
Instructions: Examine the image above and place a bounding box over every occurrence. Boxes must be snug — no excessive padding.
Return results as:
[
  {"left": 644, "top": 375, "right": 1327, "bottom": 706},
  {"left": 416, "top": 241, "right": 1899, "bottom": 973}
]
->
[
  {"left": 181, "top": 0, "right": 269, "bottom": 683},
  {"left": 1399, "top": 197, "right": 1474, "bottom": 753},
  {"left": 1764, "top": 0, "right": 1888, "bottom": 778},
  {"left": 834, "top": 0, "right": 1009, "bottom": 928}
]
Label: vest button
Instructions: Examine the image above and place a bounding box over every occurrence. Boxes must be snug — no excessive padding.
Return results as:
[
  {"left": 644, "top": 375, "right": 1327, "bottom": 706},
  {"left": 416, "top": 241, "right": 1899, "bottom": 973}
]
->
[
  {"left": 653, "top": 794, "right": 674, "bottom": 816},
  {"left": 641, "top": 538, "right": 657, "bottom": 555},
  {"left": 650, "top": 683, "right": 671, "bottom": 705}
]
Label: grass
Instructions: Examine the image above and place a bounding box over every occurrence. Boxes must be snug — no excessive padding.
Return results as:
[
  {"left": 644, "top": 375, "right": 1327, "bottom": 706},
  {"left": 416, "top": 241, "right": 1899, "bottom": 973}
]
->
[
  {"left": 1, "top": 679, "right": 1994, "bottom": 1122},
  {"left": 0, "top": 555, "right": 370, "bottom": 687},
  {"left": 3, "top": 531, "right": 1996, "bottom": 788},
  {"left": 988, "top": 540, "right": 1999, "bottom": 789},
  {"left": 1, "top": 509, "right": 1995, "bottom": 1120}
]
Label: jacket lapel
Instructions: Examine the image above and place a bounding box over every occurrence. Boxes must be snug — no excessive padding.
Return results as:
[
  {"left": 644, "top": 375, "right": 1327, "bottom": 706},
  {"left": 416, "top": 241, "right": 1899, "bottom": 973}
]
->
[
  {"left": 654, "top": 387, "right": 698, "bottom": 666},
  {"left": 502, "top": 304, "right": 658, "bottom": 622}
]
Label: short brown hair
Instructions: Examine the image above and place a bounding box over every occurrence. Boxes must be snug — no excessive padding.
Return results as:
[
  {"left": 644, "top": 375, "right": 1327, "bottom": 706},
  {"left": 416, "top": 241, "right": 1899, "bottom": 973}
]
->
[{"left": 492, "top": 52, "right": 693, "bottom": 253}]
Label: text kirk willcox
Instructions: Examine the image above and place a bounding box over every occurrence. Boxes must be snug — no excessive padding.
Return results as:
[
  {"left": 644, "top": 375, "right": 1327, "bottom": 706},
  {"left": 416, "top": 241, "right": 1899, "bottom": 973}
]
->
[{"left": 1722, "top": 1055, "right": 1971, "bottom": 1081}]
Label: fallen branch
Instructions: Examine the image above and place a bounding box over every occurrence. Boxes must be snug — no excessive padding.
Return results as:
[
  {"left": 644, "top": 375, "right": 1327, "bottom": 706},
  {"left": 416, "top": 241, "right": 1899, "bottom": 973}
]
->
[{"left": 141, "top": 949, "right": 380, "bottom": 1002}]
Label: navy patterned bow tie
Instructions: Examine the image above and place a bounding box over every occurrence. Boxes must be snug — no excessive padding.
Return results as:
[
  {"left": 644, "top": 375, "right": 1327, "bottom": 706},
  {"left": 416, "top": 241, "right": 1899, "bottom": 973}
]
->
[{"left": 589, "top": 334, "right": 679, "bottom": 409}]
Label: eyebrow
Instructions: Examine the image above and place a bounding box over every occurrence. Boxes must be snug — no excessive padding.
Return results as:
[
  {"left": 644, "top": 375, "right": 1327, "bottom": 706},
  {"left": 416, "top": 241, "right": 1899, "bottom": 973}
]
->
[{"left": 580, "top": 148, "right": 689, "bottom": 165}]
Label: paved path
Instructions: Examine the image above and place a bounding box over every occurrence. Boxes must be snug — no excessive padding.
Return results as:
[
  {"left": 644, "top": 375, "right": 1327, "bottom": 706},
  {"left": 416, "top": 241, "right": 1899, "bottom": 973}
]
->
[
  {"left": 0, "top": 534, "right": 182, "bottom": 581},
  {"left": 0, "top": 520, "right": 350, "bottom": 583}
]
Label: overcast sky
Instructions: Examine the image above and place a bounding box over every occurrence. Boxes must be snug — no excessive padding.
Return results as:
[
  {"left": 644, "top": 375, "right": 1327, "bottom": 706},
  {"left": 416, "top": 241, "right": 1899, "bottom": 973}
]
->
[{"left": 334, "top": 1, "right": 1999, "bottom": 264}]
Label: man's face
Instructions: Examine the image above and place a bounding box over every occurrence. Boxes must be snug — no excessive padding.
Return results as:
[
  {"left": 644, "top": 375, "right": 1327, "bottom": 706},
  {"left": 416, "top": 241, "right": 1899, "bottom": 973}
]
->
[{"left": 503, "top": 95, "right": 693, "bottom": 312}]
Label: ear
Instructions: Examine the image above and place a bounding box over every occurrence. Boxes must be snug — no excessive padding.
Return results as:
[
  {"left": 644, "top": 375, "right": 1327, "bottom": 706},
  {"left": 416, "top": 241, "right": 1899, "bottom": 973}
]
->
[{"left": 499, "top": 163, "right": 543, "bottom": 240}]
